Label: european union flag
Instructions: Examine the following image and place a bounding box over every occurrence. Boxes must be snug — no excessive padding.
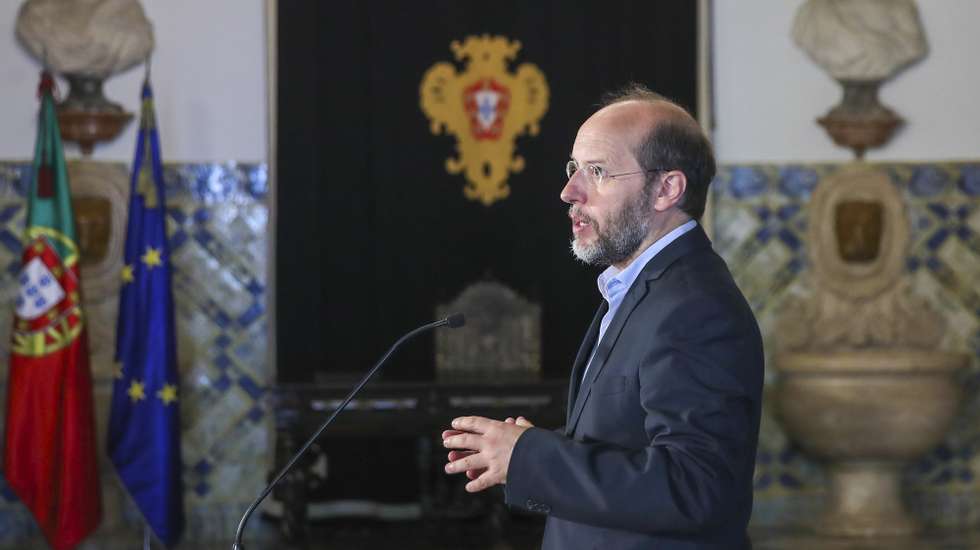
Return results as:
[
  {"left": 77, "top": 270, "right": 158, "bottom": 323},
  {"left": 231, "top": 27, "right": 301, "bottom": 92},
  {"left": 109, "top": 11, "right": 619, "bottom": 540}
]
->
[{"left": 107, "top": 78, "right": 184, "bottom": 547}]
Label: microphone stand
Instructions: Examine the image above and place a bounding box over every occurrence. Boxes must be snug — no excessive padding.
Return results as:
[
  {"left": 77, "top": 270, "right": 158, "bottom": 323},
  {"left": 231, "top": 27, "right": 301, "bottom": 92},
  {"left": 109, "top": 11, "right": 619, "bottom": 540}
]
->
[{"left": 232, "top": 314, "right": 465, "bottom": 549}]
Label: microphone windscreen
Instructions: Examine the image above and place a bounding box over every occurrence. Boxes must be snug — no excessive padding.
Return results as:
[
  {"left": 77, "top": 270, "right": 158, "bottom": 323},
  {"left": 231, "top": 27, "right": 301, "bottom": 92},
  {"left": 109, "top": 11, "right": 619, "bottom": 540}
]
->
[{"left": 446, "top": 313, "right": 465, "bottom": 328}]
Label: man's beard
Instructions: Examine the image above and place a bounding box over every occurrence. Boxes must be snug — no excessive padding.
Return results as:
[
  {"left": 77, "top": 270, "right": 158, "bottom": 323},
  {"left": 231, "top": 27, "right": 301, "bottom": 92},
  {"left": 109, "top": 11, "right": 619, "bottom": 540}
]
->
[{"left": 569, "top": 193, "right": 652, "bottom": 266}]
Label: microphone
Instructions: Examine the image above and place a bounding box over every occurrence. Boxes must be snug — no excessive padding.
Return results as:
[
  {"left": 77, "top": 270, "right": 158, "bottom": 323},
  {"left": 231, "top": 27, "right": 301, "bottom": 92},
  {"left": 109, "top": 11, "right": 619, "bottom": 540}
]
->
[{"left": 232, "top": 314, "right": 465, "bottom": 549}]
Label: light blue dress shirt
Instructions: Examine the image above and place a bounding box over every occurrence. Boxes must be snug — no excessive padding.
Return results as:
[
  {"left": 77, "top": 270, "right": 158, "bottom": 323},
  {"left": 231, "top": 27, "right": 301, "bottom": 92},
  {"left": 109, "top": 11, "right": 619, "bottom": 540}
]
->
[{"left": 581, "top": 219, "right": 698, "bottom": 383}]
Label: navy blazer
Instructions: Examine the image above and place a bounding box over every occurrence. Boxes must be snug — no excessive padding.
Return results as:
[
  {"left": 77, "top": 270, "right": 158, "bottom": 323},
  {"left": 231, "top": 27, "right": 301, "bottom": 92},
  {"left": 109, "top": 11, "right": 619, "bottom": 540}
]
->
[{"left": 505, "top": 225, "right": 764, "bottom": 549}]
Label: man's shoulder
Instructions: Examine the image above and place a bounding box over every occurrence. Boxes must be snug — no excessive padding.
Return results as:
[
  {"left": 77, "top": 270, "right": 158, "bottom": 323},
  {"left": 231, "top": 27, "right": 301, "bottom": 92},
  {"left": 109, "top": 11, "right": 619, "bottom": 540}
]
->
[
  {"left": 644, "top": 247, "right": 755, "bottom": 324},
  {"left": 654, "top": 243, "right": 733, "bottom": 292}
]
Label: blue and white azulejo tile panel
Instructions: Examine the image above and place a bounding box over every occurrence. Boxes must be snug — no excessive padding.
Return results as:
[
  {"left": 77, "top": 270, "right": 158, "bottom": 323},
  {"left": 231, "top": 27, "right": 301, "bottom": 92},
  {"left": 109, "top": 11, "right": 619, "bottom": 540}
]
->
[{"left": 0, "top": 161, "right": 271, "bottom": 545}]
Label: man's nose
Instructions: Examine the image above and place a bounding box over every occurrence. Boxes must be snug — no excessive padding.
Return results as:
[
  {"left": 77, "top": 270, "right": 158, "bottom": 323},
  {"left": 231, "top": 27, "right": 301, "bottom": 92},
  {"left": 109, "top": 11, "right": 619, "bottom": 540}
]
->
[{"left": 560, "top": 175, "right": 586, "bottom": 205}]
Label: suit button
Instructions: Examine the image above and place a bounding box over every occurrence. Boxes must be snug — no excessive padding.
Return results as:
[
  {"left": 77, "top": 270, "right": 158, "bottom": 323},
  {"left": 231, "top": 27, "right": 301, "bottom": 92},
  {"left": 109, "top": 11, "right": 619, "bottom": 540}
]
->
[{"left": 525, "top": 498, "right": 549, "bottom": 514}]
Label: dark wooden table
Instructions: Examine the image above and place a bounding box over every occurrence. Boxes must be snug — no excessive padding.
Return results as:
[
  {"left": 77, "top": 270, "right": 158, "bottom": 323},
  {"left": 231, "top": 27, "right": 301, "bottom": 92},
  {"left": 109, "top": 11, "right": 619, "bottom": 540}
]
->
[{"left": 270, "top": 380, "right": 569, "bottom": 543}]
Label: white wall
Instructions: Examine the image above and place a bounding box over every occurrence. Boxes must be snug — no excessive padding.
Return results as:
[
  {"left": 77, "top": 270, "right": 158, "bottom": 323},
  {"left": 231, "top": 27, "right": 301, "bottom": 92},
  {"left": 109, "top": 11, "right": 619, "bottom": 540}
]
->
[
  {"left": 0, "top": 0, "right": 267, "bottom": 163},
  {"left": 2, "top": 1, "right": 976, "bottom": 165},
  {"left": 712, "top": 0, "right": 980, "bottom": 163}
]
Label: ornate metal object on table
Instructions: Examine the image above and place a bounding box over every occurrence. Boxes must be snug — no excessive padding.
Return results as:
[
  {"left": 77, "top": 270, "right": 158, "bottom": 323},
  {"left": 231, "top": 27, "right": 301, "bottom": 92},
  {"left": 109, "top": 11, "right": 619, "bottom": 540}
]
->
[
  {"left": 792, "top": 0, "right": 928, "bottom": 158},
  {"left": 16, "top": 0, "right": 154, "bottom": 155},
  {"left": 436, "top": 281, "right": 541, "bottom": 382}
]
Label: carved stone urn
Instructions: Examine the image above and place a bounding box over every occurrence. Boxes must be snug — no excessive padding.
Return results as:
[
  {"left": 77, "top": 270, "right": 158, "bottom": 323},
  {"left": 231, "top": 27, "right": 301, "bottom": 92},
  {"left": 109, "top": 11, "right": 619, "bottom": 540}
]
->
[
  {"left": 792, "top": 0, "right": 928, "bottom": 158},
  {"left": 15, "top": 0, "right": 155, "bottom": 155},
  {"left": 775, "top": 165, "right": 968, "bottom": 537}
]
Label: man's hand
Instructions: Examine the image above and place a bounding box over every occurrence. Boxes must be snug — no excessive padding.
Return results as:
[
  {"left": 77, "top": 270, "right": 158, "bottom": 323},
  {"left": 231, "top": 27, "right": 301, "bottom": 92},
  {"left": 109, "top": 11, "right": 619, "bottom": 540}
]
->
[
  {"left": 443, "top": 417, "right": 532, "bottom": 480},
  {"left": 442, "top": 416, "right": 533, "bottom": 492}
]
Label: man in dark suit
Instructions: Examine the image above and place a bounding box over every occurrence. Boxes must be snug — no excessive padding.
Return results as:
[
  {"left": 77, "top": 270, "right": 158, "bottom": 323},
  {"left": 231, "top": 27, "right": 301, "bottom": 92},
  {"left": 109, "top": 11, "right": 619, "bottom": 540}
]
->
[{"left": 442, "top": 85, "right": 764, "bottom": 549}]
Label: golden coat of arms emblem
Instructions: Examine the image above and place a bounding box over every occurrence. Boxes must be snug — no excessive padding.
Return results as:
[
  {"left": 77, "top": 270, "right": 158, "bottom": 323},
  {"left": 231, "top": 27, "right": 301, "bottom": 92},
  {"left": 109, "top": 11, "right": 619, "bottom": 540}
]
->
[{"left": 420, "top": 35, "right": 549, "bottom": 206}]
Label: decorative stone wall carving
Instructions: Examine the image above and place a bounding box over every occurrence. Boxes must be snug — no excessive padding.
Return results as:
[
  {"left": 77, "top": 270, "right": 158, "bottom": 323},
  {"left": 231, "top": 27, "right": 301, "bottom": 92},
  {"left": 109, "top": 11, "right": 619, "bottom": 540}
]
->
[
  {"left": 67, "top": 161, "right": 128, "bottom": 302},
  {"left": 779, "top": 165, "right": 944, "bottom": 351},
  {"left": 772, "top": 164, "right": 967, "bottom": 536},
  {"left": 697, "top": 162, "right": 980, "bottom": 530}
]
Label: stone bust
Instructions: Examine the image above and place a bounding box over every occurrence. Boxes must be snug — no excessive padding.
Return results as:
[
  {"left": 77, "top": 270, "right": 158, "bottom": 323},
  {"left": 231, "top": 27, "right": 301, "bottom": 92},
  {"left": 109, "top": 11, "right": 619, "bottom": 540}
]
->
[
  {"left": 792, "top": 0, "right": 928, "bottom": 82},
  {"left": 16, "top": 0, "right": 154, "bottom": 78}
]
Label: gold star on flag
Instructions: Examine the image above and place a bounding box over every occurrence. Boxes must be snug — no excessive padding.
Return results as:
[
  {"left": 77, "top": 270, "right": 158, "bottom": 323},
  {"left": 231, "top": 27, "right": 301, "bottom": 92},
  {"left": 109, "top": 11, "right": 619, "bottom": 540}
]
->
[
  {"left": 127, "top": 380, "right": 146, "bottom": 402},
  {"left": 141, "top": 247, "right": 162, "bottom": 269},
  {"left": 121, "top": 264, "right": 134, "bottom": 283},
  {"left": 157, "top": 384, "right": 178, "bottom": 405},
  {"left": 113, "top": 362, "right": 124, "bottom": 379}
]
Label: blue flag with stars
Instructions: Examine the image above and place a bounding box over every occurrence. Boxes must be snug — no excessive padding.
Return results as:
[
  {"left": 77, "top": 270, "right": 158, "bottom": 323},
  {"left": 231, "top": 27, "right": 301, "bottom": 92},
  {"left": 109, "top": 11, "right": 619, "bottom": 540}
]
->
[{"left": 107, "top": 78, "right": 184, "bottom": 547}]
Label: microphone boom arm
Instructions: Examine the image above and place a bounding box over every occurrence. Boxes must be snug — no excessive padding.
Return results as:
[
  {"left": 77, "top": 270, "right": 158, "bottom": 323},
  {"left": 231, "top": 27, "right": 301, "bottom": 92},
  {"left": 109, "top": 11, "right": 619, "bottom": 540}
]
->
[{"left": 232, "top": 314, "right": 465, "bottom": 549}]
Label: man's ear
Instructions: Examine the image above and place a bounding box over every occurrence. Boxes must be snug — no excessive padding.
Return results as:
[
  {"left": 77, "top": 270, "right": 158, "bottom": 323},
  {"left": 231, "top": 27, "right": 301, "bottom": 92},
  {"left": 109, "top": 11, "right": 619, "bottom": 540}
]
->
[{"left": 654, "top": 170, "right": 687, "bottom": 212}]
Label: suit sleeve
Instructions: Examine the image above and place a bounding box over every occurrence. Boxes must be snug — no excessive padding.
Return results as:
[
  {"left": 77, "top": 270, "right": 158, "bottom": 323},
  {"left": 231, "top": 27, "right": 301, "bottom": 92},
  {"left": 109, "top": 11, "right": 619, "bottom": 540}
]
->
[{"left": 504, "top": 294, "right": 761, "bottom": 535}]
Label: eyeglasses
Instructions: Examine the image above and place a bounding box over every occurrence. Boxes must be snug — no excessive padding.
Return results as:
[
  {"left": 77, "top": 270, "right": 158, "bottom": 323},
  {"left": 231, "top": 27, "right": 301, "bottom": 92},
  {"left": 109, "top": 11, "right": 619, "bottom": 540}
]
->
[{"left": 565, "top": 160, "right": 666, "bottom": 187}]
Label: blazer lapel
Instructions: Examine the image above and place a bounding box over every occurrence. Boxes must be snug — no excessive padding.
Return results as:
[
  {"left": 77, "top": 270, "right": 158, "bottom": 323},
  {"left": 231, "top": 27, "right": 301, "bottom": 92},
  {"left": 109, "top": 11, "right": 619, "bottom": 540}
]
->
[
  {"left": 566, "top": 301, "right": 606, "bottom": 428},
  {"left": 564, "top": 225, "right": 713, "bottom": 436},
  {"left": 565, "top": 281, "right": 650, "bottom": 435}
]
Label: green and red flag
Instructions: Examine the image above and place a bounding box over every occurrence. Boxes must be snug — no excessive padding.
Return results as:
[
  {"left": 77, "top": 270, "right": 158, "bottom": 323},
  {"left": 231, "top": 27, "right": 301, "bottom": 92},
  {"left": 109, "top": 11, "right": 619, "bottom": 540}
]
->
[{"left": 2, "top": 71, "right": 102, "bottom": 549}]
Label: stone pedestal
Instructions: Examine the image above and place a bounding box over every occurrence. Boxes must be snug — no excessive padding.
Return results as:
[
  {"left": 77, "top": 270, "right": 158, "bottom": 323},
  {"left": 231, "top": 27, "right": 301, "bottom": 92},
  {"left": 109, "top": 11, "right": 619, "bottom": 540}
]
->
[{"left": 822, "top": 462, "right": 917, "bottom": 537}]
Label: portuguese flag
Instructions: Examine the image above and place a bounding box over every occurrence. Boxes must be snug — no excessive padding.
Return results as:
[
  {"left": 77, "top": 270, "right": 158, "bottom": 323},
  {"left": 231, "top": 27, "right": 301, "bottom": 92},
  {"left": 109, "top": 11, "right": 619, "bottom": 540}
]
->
[{"left": 2, "top": 72, "right": 102, "bottom": 549}]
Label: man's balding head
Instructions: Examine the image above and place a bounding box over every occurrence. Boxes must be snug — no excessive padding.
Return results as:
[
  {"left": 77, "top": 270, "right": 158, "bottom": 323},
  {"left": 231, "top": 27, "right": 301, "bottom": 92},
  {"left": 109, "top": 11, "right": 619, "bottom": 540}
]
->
[{"left": 595, "top": 84, "right": 716, "bottom": 221}]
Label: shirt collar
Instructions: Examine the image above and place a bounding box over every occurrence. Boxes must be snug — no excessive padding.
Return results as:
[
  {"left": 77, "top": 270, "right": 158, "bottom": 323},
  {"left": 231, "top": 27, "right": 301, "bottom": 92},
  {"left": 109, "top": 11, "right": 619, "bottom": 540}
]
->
[{"left": 596, "top": 219, "right": 698, "bottom": 303}]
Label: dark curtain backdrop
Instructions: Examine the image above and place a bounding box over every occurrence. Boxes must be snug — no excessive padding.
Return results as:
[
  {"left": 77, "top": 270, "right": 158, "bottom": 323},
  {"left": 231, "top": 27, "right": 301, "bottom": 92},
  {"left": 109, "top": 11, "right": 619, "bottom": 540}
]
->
[{"left": 277, "top": 1, "right": 699, "bottom": 384}]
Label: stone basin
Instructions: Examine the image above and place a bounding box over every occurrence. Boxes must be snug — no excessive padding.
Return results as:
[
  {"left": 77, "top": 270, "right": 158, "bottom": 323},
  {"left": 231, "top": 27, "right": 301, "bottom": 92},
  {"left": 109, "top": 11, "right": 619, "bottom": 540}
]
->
[{"left": 776, "top": 349, "right": 967, "bottom": 537}]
